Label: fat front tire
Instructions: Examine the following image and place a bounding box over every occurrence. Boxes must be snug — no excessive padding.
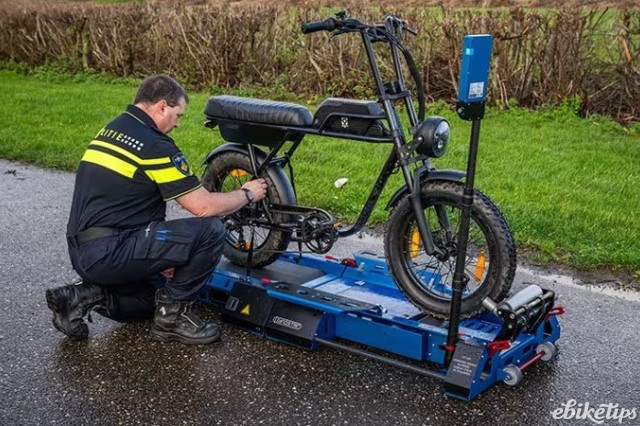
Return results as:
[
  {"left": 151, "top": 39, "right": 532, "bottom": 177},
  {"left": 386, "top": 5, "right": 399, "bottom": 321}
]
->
[
  {"left": 202, "top": 151, "right": 291, "bottom": 268},
  {"left": 384, "top": 180, "right": 516, "bottom": 318}
]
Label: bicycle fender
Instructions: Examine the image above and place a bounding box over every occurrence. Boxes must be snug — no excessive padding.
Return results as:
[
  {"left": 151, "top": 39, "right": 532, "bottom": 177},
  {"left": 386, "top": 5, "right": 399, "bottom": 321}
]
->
[
  {"left": 203, "top": 143, "right": 260, "bottom": 165},
  {"left": 203, "top": 143, "right": 297, "bottom": 205},
  {"left": 385, "top": 169, "right": 466, "bottom": 210}
]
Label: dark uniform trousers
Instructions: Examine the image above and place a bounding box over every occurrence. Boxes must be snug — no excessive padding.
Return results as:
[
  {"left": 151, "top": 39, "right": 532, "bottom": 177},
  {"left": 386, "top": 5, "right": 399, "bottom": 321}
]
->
[{"left": 68, "top": 217, "right": 226, "bottom": 323}]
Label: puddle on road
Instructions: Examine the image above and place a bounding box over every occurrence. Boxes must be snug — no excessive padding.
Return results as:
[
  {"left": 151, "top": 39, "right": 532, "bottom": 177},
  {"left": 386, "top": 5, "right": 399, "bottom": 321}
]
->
[{"left": 521, "top": 266, "right": 640, "bottom": 302}]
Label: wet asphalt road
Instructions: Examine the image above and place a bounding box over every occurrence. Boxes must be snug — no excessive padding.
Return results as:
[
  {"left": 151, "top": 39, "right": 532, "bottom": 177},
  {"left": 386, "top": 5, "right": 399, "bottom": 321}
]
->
[{"left": 0, "top": 159, "right": 639, "bottom": 426}]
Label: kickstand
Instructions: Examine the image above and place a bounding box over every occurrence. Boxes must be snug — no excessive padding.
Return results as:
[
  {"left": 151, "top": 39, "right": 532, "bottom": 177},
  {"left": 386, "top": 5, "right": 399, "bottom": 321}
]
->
[
  {"left": 297, "top": 239, "right": 303, "bottom": 258},
  {"left": 244, "top": 211, "right": 257, "bottom": 280}
]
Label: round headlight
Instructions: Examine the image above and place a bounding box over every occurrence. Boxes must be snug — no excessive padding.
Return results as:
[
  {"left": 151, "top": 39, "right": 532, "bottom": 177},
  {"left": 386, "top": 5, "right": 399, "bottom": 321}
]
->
[{"left": 415, "top": 117, "right": 450, "bottom": 158}]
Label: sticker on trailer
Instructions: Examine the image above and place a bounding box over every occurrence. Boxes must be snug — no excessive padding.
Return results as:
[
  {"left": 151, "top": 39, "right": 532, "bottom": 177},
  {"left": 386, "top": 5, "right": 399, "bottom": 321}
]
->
[{"left": 468, "top": 82, "right": 485, "bottom": 99}]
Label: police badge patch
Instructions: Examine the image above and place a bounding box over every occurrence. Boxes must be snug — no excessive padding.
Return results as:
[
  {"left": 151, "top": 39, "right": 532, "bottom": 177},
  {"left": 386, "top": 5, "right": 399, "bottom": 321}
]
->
[{"left": 171, "top": 152, "right": 191, "bottom": 176}]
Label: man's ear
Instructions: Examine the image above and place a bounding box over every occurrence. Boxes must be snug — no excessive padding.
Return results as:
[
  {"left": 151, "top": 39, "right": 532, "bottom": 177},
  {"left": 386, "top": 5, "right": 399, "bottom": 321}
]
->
[{"left": 157, "top": 99, "right": 168, "bottom": 113}]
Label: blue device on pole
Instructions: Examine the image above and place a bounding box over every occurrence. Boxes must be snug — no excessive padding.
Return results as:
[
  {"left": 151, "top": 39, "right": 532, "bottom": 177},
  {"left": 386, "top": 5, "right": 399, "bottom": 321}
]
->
[{"left": 457, "top": 34, "right": 493, "bottom": 103}]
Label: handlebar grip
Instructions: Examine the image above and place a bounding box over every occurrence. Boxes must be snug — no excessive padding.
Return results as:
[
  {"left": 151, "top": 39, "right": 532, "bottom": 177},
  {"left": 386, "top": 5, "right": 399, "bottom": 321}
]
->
[{"left": 301, "top": 18, "right": 337, "bottom": 34}]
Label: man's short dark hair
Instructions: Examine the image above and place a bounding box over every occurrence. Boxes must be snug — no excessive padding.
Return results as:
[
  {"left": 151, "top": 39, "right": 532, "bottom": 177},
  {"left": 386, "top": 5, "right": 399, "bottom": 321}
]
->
[{"left": 134, "top": 74, "right": 189, "bottom": 107}]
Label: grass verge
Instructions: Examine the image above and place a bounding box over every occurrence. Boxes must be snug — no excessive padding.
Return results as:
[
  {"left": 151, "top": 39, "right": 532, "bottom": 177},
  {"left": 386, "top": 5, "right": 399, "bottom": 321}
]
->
[{"left": 0, "top": 70, "right": 638, "bottom": 275}]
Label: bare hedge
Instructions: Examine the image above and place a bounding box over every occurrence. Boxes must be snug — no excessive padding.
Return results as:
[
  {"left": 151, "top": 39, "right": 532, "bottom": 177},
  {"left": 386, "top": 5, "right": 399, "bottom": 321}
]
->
[{"left": 1, "top": 2, "right": 639, "bottom": 122}]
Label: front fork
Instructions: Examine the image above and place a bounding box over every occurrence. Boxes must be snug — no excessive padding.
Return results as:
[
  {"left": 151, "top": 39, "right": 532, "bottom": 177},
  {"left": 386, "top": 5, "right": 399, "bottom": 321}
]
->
[
  {"left": 404, "top": 164, "right": 448, "bottom": 260},
  {"left": 382, "top": 100, "right": 448, "bottom": 260}
]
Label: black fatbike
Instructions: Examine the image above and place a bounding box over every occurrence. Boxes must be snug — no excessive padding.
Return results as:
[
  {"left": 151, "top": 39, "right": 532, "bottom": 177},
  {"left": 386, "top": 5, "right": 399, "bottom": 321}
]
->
[{"left": 201, "top": 12, "right": 517, "bottom": 318}]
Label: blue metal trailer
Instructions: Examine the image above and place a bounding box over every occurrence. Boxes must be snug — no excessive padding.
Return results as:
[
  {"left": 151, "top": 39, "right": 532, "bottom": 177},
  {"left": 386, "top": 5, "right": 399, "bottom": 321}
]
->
[{"left": 196, "top": 251, "right": 563, "bottom": 401}]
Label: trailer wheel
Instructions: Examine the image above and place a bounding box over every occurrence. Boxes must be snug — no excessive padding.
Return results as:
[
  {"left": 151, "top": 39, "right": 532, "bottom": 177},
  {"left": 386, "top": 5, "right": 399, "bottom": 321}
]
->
[
  {"left": 502, "top": 365, "right": 523, "bottom": 386},
  {"left": 536, "top": 342, "right": 558, "bottom": 362}
]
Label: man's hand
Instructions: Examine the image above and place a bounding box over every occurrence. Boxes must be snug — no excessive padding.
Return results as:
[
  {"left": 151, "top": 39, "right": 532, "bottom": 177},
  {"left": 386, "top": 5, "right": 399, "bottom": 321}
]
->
[
  {"left": 241, "top": 178, "right": 268, "bottom": 202},
  {"left": 161, "top": 267, "right": 175, "bottom": 279},
  {"left": 177, "top": 178, "right": 269, "bottom": 218}
]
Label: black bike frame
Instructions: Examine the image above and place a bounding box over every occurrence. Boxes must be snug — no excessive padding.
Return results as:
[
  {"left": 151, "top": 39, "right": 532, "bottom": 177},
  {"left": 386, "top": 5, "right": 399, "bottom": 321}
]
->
[{"left": 216, "top": 20, "right": 445, "bottom": 256}]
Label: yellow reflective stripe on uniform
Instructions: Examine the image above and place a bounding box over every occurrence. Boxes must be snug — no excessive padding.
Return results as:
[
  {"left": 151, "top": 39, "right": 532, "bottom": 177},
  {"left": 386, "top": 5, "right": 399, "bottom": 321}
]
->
[
  {"left": 89, "top": 140, "right": 171, "bottom": 166},
  {"left": 145, "top": 167, "right": 189, "bottom": 184},
  {"left": 81, "top": 149, "right": 137, "bottom": 178}
]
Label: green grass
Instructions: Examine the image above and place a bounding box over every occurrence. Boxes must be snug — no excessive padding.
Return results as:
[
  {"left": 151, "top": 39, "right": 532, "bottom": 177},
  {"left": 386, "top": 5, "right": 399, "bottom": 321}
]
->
[{"left": 1, "top": 70, "right": 639, "bottom": 274}]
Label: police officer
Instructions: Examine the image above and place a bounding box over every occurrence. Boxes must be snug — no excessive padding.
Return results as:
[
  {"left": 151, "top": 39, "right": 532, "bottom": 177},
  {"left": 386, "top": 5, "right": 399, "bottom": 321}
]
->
[{"left": 45, "top": 74, "right": 267, "bottom": 345}]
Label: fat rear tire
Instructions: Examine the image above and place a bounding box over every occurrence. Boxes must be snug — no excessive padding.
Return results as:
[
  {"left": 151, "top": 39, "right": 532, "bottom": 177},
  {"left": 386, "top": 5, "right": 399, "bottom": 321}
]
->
[{"left": 202, "top": 151, "right": 291, "bottom": 268}]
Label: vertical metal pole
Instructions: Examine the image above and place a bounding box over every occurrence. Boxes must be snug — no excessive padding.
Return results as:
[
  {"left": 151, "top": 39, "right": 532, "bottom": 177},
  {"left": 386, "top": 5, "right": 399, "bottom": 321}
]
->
[{"left": 445, "top": 118, "right": 481, "bottom": 365}]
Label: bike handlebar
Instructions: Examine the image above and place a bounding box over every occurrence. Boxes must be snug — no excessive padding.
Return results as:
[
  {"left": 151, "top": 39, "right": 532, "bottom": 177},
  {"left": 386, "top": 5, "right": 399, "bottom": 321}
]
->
[
  {"left": 301, "top": 18, "right": 338, "bottom": 34},
  {"left": 301, "top": 13, "right": 426, "bottom": 122}
]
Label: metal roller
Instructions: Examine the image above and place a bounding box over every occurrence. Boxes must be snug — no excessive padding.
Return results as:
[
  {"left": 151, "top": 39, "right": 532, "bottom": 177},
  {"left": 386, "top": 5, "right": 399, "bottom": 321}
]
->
[
  {"left": 482, "top": 297, "right": 499, "bottom": 314},
  {"left": 498, "top": 285, "right": 543, "bottom": 312}
]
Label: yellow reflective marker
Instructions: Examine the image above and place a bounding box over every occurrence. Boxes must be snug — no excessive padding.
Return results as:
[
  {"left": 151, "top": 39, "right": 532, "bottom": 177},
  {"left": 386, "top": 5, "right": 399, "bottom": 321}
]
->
[
  {"left": 240, "top": 304, "right": 250, "bottom": 316},
  {"left": 89, "top": 140, "right": 170, "bottom": 165},
  {"left": 145, "top": 167, "right": 188, "bottom": 184},
  {"left": 474, "top": 252, "right": 486, "bottom": 282},
  {"left": 230, "top": 169, "right": 248, "bottom": 178},
  {"left": 410, "top": 230, "right": 420, "bottom": 258}
]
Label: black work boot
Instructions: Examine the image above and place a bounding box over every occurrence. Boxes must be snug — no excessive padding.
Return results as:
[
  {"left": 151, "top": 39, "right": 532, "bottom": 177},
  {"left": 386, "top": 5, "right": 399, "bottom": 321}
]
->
[
  {"left": 45, "top": 281, "right": 106, "bottom": 340},
  {"left": 149, "top": 290, "right": 221, "bottom": 345}
]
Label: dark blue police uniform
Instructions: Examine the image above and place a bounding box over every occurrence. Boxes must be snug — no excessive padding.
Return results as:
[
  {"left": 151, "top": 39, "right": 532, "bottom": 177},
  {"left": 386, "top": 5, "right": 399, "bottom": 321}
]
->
[{"left": 67, "top": 105, "right": 225, "bottom": 322}]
